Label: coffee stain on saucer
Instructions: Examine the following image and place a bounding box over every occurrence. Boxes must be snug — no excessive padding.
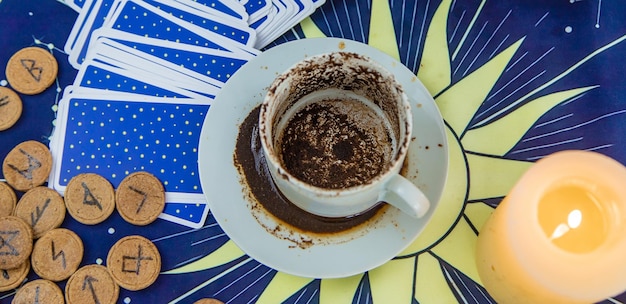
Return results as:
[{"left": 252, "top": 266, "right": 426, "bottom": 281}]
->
[{"left": 233, "top": 106, "right": 389, "bottom": 249}]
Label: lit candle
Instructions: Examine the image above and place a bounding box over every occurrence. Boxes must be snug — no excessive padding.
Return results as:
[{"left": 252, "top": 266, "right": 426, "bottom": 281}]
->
[{"left": 476, "top": 150, "right": 626, "bottom": 303}]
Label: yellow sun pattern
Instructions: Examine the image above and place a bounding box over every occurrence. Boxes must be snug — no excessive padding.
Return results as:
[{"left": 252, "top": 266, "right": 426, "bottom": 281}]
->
[{"left": 166, "top": 0, "right": 626, "bottom": 302}]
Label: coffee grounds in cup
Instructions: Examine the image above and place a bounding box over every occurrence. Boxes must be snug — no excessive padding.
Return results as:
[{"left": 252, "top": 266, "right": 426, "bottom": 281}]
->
[
  {"left": 278, "top": 98, "right": 392, "bottom": 189},
  {"left": 234, "top": 105, "right": 385, "bottom": 235}
]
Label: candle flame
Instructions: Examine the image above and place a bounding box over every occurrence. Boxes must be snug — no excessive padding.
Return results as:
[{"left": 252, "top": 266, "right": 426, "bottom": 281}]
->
[{"left": 549, "top": 209, "right": 582, "bottom": 240}]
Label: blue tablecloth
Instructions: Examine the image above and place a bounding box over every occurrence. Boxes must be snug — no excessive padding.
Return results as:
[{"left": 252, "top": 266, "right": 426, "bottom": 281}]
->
[{"left": 2, "top": 0, "right": 626, "bottom": 303}]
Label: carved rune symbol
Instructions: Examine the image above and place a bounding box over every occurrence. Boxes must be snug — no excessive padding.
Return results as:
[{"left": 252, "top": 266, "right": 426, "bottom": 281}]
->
[
  {"left": 82, "top": 275, "right": 101, "bottom": 304},
  {"left": 30, "top": 198, "right": 51, "bottom": 227},
  {"left": 0, "top": 95, "right": 9, "bottom": 107},
  {"left": 34, "top": 285, "right": 41, "bottom": 304},
  {"left": 122, "top": 245, "right": 153, "bottom": 275},
  {"left": 0, "top": 231, "right": 20, "bottom": 256},
  {"left": 7, "top": 148, "right": 42, "bottom": 181},
  {"left": 81, "top": 182, "right": 103, "bottom": 211},
  {"left": 128, "top": 186, "right": 148, "bottom": 214},
  {"left": 51, "top": 240, "right": 67, "bottom": 269},
  {"left": 20, "top": 59, "right": 43, "bottom": 82}
]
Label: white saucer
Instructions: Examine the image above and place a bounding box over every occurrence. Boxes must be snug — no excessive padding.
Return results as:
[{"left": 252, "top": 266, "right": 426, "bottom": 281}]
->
[{"left": 198, "top": 38, "right": 448, "bottom": 278}]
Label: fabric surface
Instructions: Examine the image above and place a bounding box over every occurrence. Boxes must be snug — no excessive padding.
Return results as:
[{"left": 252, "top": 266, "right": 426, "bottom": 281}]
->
[{"left": 1, "top": 0, "right": 625, "bottom": 303}]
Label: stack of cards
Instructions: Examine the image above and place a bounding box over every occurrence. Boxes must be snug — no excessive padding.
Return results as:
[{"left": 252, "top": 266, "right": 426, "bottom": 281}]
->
[
  {"left": 65, "top": 0, "right": 325, "bottom": 50},
  {"left": 246, "top": 0, "right": 325, "bottom": 48},
  {"left": 51, "top": 0, "right": 323, "bottom": 228}
]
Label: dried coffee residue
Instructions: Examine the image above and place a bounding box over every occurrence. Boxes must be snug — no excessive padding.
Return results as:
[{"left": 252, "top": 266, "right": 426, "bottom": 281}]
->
[
  {"left": 279, "top": 99, "right": 392, "bottom": 189},
  {"left": 234, "top": 106, "right": 385, "bottom": 237}
]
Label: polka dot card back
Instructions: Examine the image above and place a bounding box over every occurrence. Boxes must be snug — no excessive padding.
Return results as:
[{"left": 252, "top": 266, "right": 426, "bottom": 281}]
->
[{"left": 50, "top": 95, "right": 211, "bottom": 228}]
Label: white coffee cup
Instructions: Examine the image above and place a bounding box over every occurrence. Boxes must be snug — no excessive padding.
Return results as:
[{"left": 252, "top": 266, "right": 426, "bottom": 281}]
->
[{"left": 259, "top": 52, "right": 430, "bottom": 218}]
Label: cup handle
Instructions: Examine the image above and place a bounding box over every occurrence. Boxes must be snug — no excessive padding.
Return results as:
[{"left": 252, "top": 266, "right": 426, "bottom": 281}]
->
[{"left": 378, "top": 175, "right": 430, "bottom": 218}]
